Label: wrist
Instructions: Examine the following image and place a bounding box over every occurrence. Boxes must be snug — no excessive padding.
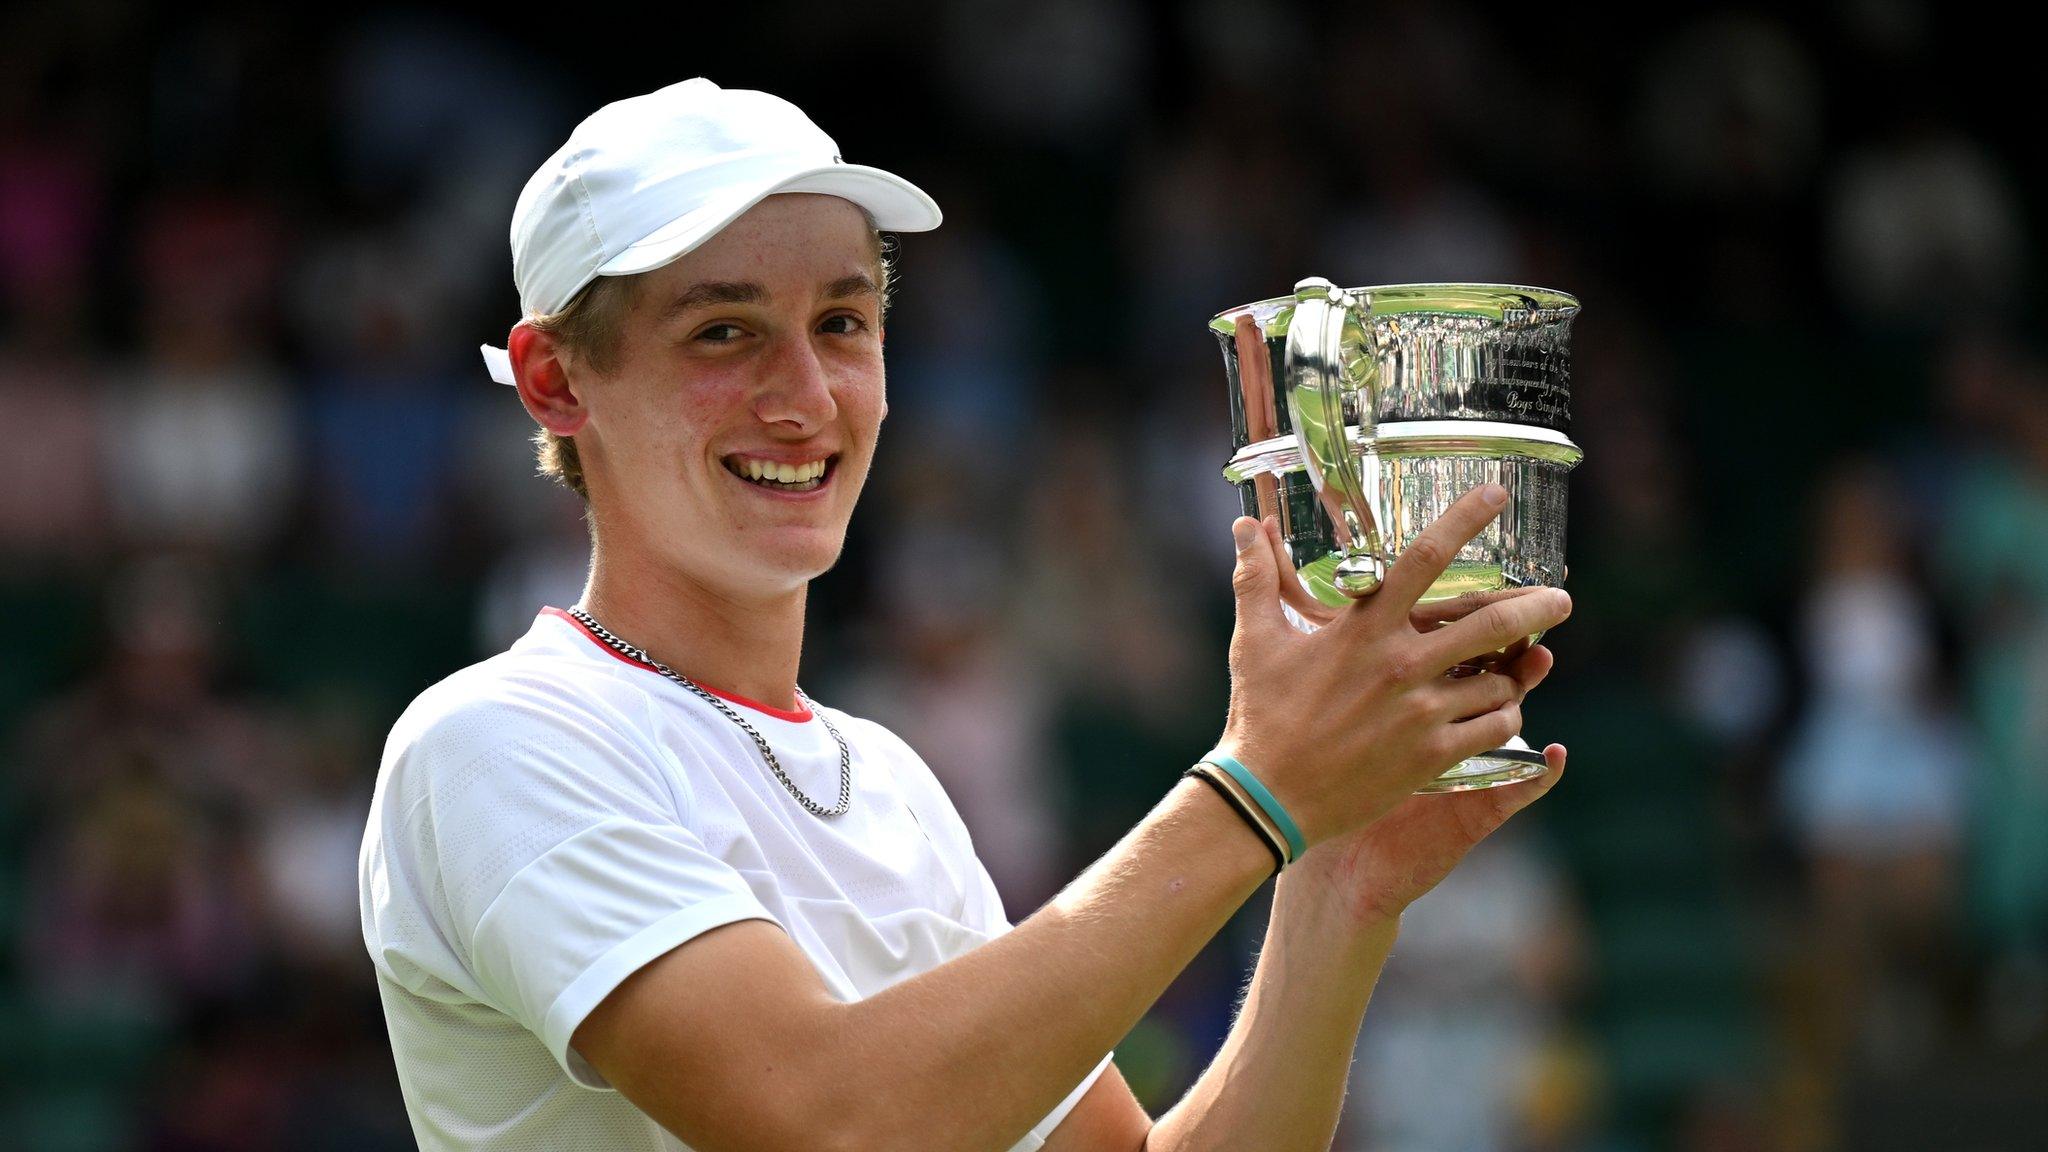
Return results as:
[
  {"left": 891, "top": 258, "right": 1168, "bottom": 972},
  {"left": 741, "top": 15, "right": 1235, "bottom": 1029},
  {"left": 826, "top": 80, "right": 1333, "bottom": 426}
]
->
[
  {"left": 1183, "top": 766, "right": 1287, "bottom": 876},
  {"left": 1273, "top": 869, "right": 1401, "bottom": 958},
  {"left": 1197, "top": 748, "right": 1308, "bottom": 865},
  {"left": 1170, "top": 777, "right": 1286, "bottom": 895},
  {"left": 1278, "top": 849, "right": 1408, "bottom": 934}
]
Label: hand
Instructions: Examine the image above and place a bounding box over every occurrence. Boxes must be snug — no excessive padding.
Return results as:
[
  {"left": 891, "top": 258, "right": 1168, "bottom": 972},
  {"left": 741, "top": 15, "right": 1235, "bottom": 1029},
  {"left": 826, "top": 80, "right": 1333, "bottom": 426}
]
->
[
  {"left": 1215, "top": 485, "right": 1573, "bottom": 848},
  {"left": 1274, "top": 540, "right": 1541, "bottom": 675},
  {"left": 1286, "top": 690, "right": 1567, "bottom": 926}
]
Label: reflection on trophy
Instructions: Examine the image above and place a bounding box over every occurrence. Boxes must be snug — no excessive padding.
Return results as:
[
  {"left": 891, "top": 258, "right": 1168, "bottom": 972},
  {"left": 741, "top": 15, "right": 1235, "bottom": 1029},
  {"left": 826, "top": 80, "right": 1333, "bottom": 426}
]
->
[{"left": 1213, "top": 278, "right": 1583, "bottom": 792}]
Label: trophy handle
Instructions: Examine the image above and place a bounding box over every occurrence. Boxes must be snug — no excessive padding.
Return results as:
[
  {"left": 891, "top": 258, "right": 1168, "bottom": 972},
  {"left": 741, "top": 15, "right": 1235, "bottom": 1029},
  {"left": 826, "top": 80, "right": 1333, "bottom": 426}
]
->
[{"left": 1284, "top": 276, "right": 1386, "bottom": 596}]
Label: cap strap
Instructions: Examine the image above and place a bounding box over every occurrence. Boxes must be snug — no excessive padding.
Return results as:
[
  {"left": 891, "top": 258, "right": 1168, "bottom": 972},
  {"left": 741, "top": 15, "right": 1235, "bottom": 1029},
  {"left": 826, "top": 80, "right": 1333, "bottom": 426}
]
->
[{"left": 481, "top": 344, "right": 515, "bottom": 386}]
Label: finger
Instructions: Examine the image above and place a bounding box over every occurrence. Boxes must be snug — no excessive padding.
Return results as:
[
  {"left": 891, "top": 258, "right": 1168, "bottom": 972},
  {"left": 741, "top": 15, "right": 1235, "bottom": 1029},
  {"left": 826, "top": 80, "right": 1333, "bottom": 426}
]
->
[
  {"left": 1228, "top": 516, "right": 1286, "bottom": 639},
  {"left": 1441, "top": 699, "right": 1524, "bottom": 763},
  {"left": 1407, "top": 586, "right": 1524, "bottom": 633},
  {"left": 1505, "top": 743, "right": 1568, "bottom": 802},
  {"left": 1265, "top": 515, "right": 1340, "bottom": 628},
  {"left": 1521, "top": 743, "right": 1569, "bottom": 800},
  {"left": 1464, "top": 741, "right": 1568, "bottom": 828},
  {"left": 1450, "top": 634, "right": 1532, "bottom": 677},
  {"left": 1500, "top": 644, "right": 1555, "bottom": 697},
  {"left": 1373, "top": 484, "right": 1510, "bottom": 613},
  {"left": 1424, "top": 669, "right": 1525, "bottom": 721},
  {"left": 1413, "top": 589, "right": 1536, "bottom": 677},
  {"left": 1418, "top": 587, "right": 1572, "bottom": 675}
]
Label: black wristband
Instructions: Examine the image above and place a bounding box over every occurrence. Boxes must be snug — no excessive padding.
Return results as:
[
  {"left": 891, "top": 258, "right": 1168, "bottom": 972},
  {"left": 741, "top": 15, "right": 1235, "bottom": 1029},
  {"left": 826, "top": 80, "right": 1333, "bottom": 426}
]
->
[{"left": 1182, "top": 766, "right": 1286, "bottom": 876}]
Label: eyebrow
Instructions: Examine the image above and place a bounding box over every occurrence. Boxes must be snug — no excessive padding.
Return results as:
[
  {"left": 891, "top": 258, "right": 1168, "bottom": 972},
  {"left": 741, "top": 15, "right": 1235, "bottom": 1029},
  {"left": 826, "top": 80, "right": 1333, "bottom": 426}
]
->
[{"left": 659, "top": 272, "right": 880, "bottom": 322}]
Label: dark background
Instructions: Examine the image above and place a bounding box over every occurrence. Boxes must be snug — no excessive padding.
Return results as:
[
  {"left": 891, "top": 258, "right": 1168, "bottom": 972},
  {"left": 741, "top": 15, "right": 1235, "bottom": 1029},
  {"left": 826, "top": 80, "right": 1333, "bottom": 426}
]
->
[{"left": 4, "top": 1, "right": 2046, "bottom": 1149}]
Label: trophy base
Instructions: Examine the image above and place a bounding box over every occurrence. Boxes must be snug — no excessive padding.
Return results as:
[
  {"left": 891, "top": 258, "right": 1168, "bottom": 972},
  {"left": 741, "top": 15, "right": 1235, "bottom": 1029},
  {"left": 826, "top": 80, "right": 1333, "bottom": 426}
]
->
[{"left": 1414, "top": 747, "right": 1549, "bottom": 794}]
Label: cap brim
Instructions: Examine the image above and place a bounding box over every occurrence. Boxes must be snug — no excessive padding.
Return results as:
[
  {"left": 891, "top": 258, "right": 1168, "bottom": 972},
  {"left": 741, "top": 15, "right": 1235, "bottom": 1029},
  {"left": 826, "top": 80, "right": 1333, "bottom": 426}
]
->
[{"left": 596, "top": 163, "right": 942, "bottom": 278}]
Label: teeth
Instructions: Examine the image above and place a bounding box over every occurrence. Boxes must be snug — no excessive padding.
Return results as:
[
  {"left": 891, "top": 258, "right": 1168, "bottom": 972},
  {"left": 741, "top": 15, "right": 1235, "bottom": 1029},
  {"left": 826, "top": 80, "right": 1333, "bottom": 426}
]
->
[{"left": 729, "top": 457, "right": 829, "bottom": 487}]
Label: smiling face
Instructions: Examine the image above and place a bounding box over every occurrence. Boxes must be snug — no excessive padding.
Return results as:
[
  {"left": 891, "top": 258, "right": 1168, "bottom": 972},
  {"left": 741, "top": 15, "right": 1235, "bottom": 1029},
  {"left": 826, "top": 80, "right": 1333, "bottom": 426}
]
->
[{"left": 561, "top": 194, "right": 889, "bottom": 601}]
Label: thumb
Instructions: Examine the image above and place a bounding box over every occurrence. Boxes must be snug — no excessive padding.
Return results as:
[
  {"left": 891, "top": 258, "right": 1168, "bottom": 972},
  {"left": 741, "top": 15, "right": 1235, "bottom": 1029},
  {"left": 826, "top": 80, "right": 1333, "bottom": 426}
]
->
[{"left": 1230, "top": 516, "right": 1282, "bottom": 630}]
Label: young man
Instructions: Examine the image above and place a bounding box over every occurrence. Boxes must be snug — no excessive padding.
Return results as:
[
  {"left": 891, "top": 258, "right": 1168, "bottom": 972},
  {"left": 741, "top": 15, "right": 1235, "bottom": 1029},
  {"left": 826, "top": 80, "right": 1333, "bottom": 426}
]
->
[{"left": 360, "top": 78, "right": 1574, "bottom": 1151}]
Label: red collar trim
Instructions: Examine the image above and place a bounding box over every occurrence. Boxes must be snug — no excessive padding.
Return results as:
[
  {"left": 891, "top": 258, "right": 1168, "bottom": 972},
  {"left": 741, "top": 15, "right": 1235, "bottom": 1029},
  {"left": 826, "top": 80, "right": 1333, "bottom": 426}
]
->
[{"left": 540, "top": 606, "right": 814, "bottom": 723}]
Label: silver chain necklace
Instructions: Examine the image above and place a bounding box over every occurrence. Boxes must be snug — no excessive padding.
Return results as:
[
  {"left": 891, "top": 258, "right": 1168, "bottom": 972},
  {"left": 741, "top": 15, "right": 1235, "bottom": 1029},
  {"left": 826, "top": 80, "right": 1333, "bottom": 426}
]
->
[{"left": 567, "top": 605, "right": 852, "bottom": 819}]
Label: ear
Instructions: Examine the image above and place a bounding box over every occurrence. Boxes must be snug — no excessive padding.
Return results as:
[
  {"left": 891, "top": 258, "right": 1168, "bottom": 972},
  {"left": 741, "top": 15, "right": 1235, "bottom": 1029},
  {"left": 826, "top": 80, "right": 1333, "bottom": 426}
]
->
[{"left": 508, "top": 321, "right": 590, "bottom": 437}]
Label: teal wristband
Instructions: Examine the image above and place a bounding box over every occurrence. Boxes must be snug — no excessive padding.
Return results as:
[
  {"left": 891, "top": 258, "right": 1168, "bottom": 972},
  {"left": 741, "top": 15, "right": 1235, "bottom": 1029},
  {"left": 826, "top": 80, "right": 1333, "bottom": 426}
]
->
[{"left": 1200, "top": 752, "right": 1307, "bottom": 864}]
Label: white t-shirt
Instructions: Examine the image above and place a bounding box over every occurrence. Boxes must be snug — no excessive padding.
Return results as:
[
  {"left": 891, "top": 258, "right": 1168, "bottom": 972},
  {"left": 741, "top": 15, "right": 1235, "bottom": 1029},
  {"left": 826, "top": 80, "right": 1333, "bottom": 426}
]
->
[{"left": 360, "top": 606, "right": 1112, "bottom": 1151}]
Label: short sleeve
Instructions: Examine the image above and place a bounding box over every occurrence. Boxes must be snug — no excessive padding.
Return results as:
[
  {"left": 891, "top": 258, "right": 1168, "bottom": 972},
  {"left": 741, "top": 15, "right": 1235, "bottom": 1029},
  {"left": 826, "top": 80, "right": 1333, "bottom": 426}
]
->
[
  {"left": 391, "top": 682, "right": 777, "bottom": 1088},
  {"left": 1015, "top": 1052, "right": 1117, "bottom": 1152}
]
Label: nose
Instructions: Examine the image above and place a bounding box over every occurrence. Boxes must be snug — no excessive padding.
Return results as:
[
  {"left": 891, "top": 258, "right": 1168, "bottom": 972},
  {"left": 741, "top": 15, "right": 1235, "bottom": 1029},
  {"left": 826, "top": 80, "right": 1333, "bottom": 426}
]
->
[{"left": 753, "top": 331, "right": 838, "bottom": 432}]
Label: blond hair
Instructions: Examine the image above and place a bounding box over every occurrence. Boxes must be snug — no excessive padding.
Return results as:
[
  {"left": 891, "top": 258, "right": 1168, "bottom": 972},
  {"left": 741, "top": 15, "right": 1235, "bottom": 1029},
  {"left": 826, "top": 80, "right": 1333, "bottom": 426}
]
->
[{"left": 527, "top": 222, "right": 893, "bottom": 502}]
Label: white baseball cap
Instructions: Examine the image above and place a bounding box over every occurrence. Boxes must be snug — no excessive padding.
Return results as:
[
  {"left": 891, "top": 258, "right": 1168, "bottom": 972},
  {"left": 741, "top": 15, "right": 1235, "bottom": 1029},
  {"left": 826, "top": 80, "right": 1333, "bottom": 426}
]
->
[{"left": 480, "top": 77, "right": 942, "bottom": 385}]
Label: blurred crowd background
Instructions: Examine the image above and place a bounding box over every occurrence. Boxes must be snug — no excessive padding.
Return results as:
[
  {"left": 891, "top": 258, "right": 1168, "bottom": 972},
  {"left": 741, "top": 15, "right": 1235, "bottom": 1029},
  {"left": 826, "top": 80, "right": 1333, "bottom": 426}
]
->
[{"left": 3, "top": 1, "right": 2046, "bottom": 1149}]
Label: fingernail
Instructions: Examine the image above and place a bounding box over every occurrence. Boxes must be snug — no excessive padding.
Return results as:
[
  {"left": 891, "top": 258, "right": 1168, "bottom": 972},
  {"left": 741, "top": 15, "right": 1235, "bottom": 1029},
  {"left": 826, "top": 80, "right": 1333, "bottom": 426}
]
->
[
  {"left": 1482, "top": 484, "right": 1508, "bottom": 506},
  {"left": 1233, "top": 519, "right": 1258, "bottom": 550}
]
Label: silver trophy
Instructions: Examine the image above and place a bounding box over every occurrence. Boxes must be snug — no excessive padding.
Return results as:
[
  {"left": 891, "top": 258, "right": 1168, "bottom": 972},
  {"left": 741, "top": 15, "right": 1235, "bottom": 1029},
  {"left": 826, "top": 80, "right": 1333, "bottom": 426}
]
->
[{"left": 1214, "top": 278, "right": 1583, "bottom": 792}]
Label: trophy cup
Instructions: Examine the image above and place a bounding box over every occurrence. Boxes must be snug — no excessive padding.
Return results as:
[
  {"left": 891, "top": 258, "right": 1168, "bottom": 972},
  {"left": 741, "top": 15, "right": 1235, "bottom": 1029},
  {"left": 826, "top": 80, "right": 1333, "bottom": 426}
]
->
[{"left": 1213, "top": 278, "right": 1582, "bottom": 792}]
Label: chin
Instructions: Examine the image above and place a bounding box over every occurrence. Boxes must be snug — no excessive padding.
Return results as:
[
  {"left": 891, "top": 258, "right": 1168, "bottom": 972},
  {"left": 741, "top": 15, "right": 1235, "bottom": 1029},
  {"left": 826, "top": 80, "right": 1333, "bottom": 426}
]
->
[{"left": 735, "top": 531, "right": 848, "bottom": 589}]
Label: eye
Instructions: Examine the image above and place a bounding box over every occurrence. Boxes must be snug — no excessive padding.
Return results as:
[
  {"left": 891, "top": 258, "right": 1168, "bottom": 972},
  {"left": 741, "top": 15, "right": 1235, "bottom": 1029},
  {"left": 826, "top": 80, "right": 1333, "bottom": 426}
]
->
[
  {"left": 695, "top": 322, "right": 746, "bottom": 343},
  {"left": 818, "top": 313, "right": 869, "bottom": 336}
]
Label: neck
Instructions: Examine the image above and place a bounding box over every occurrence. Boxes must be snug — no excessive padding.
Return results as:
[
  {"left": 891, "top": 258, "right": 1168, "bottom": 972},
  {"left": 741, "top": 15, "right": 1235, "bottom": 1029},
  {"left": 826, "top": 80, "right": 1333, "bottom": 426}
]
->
[{"left": 578, "top": 531, "right": 809, "bottom": 714}]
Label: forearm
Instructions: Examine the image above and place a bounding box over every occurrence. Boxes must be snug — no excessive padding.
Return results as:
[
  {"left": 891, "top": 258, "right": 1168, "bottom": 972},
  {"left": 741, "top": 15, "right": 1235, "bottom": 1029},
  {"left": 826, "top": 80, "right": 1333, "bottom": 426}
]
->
[
  {"left": 1146, "top": 872, "right": 1399, "bottom": 1152},
  {"left": 821, "top": 777, "right": 1273, "bottom": 1152}
]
